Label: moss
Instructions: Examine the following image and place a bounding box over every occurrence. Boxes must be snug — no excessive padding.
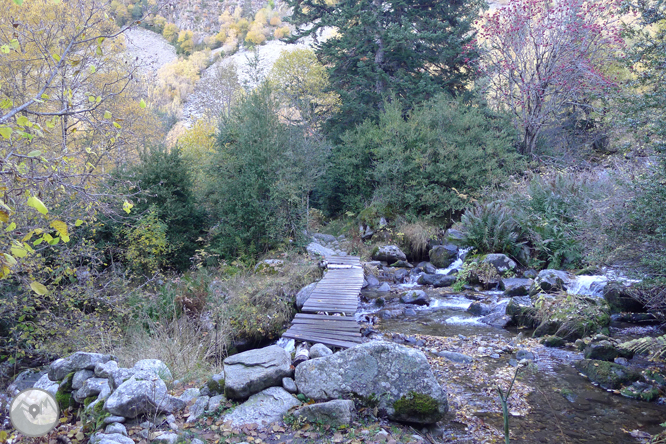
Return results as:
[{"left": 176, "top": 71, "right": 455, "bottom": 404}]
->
[
  {"left": 533, "top": 295, "right": 611, "bottom": 341},
  {"left": 393, "top": 392, "right": 439, "bottom": 422},
  {"left": 574, "top": 359, "right": 641, "bottom": 390},
  {"left": 206, "top": 376, "right": 225, "bottom": 395},
  {"left": 93, "top": 399, "right": 105, "bottom": 415},
  {"left": 55, "top": 390, "right": 76, "bottom": 411},
  {"left": 83, "top": 396, "right": 97, "bottom": 408},
  {"left": 371, "top": 246, "right": 380, "bottom": 259},
  {"left": 620, "top": 384, "right": 660, "bottom": 402},
  {"left": 540, "top": 335, "right": 565, "bottom": 347},
  {"left": 60, "top": 372, "right": 75, "bottom": 392}
]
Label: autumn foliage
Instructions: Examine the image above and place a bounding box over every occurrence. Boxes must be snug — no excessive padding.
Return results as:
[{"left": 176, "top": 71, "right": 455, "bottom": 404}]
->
[{"left": 476, "top": 0, "right": 625, "bottom": 154}]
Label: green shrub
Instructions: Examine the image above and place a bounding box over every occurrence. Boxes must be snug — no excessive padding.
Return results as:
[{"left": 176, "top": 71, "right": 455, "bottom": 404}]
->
[{"left": 458, "top": 202, "right": 524, "bottom": 259}]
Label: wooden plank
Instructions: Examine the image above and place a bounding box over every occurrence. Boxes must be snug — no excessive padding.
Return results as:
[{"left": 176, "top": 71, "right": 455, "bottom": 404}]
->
[
  {"left": 291, "top": 321, "right": 361, "bottom": 331},
  {"left": 281, "top": 333, "right": 360, "bottom": 349},
  {"left": 294, "top": 313, "right": 356, "bottom": 321},
  {"left": 302, "top": 310, "right": 357, "bottom": 315},
  {"left": 303, "top": 301, "right": 358, "bottom": 307},
  {"left": 286, "top": 327, "right": 361, "bottom": 338},
  {"left": 283, "top": 329, "right": 363, "bottom": 343}
]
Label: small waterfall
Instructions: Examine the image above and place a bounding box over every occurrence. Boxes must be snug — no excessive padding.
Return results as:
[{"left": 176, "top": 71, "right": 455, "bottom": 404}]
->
[
  {"left": 276, "top": 337, "right": 295, "bottom": 354},
  {"left": 567, "top": 275, "right": 608, "bottom": 298},
  {"left": 436, "top": 247, "right": 472, "bottom": 275}
]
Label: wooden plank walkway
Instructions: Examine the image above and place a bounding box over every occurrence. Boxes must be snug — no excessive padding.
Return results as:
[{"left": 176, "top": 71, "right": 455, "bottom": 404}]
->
[{"left": 282, "top": 255, "right": 364, "bottom": 349}]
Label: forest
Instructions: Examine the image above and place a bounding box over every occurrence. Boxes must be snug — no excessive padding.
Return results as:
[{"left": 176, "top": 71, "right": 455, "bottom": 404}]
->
[{"left": 1, "top": 0, "right": 666, "bottom": 442}]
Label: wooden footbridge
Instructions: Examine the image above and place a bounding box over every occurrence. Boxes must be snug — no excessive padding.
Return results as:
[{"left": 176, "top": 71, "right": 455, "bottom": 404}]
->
[{"left": 282, "top": 255, "right": 364, "bottom": 349}]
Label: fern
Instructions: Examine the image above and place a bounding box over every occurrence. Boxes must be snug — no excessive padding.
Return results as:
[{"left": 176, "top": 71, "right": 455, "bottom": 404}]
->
[
  {"left": 459, "top": 202, "right": 524, "bottom": 258},
  {"left": 619, "top": 335, "right": 666, "bottom": 362}
]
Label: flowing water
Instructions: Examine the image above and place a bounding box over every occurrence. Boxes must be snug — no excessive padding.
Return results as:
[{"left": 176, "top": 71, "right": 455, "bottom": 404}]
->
[{"left": 359, "top": 255, "right": 666, "bottom": 443}]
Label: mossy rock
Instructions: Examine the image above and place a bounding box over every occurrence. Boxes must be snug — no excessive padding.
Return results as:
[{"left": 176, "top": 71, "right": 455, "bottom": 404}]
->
[
  {"left": 540, "top": 335, "right": 565, "bottom": 347},
  {"left": 574, "top": 359, "right": 641, "bottom": 390},
  {"left": 506, "top": 298, "right": 538, "bottom": 328},
  {"left": 206, "top": 374, "right": 225, "bottom": 395},
  {"left": 83, "top": 396, "right": 97, "bottom": 408},
  {"left": 392, "top": 392, "right": 440, "bottom": 423},
  {"left": 532, "top": 295, "right": 610, "bottom": 341},
  {"left": 60, "top": 372, "right": 75, "bottom": 392},
  {"left": 620, "top": 382, "right": 661, "bottom": 402},
  {"left": 55, "top": 390, "right": 77, "bottom": 411}
]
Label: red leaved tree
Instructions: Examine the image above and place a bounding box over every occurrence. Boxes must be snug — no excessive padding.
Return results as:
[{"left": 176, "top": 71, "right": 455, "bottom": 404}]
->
[{"left": 475, "top": 0, "right": 625, "bottom": 155}]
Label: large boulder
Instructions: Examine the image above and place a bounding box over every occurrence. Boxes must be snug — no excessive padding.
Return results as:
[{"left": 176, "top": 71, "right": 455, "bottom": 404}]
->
[
  {"left": 500, "top": 278, "right": 533, "bottom": 296},
  {"left": 482, "top": 254, "right": 517, "bottom": 274},
  {"left": 223, "top": 345, "right": 292, "bottom": 400},
  {"left": 34, "top": 374, "right": 59, "bottom": 396},
  {"left": 294, "top": 400, "right": 355, "bottom": 427},
  {"left": 532, "top": 295, "right": 610, "bottom": 341},
  {"left": 306, "top": 242, "right": 336, "bottom": 258},
  {"left": 74, "top": 378, "right": 109, "bottom": 403},
  {"left": 574, "top": 359, "right": 641, "bottom": 390},
  {"left": 417, "top": 274, "right": 457, "bottom": 288},
  {"left": 223, "top": 387, "right": 301, "bottom": 427},
  {"left": 444, "top": 229, "right": 465, "bottom": 247},
  {"left": 295, "top": 341, "right": 448, "bottom": 424},
  {"left": 400, "top": 290, "right": 430, "bottom": 306},
  {"left": 49, "top": 352, "right": 115, "bottom": 381},
  {"left": 103, "top": 371, "right": 184, "bottom": 418},
  {"left": 530, "top": 269, "right": 569, "bottom": 295},
  {"left": 7, "top": 369, "right": 46, "bottom": 395},
  {"left": 372, "top": 245, "right": 407, "bottom": 263},
  {"left": 603, "top": 282, "right": 645, "bottom": 313},
  {"left": 295, "top": 282, "right": 318, "bottom": 310},
  {"left": 583, "top": 340, "right": 633, "bottom": 362},
  {"left": 428, "top": 245, "right": 458, "bottom": 269}
]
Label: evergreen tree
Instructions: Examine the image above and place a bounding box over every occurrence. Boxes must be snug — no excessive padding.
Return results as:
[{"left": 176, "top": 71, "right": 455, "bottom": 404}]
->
[{"left": 285, "top": 0, "right": 486, "bottom": 138}]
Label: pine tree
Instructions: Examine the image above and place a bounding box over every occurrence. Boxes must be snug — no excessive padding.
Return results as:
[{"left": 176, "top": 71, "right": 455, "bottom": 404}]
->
[{"left": 285, "top": 0, "right": 486, "bottom": 138}]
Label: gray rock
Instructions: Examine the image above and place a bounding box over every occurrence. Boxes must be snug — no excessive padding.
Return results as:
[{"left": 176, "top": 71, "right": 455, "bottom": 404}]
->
[
  {"left": 404, "top": 308, "right": 417, "bottom": 316},
  {"left": 435, "top": 351, "right": 474, "bottom": 364},
  {"left": 191, "top": 439, "right": 205, "bottom": 444},
  {"left": 108, "top": 368, "right": 137, "bottom": 390},
  {"left": 365, "top": 274, "right": 380, "bottom": 287},
  {"left": 153, "top": 433, "right": 179, "bottom": 444},
  {"left": 7, "top": 369, "right": 45, "bottom": 395},
  {"left": 201, "top": 373, "right": 224, "bottom": 396},
  {"left": 307, "top": 242, "right": 335, "bottom": 258},
  {"left": 282, "top": 377, "right": 298, "bottom": 394},
  {"left": 467, "top": 301, "right": 493, "bottom": 316},
  {"left": 479, "top": 312, "right": 512, "bottom": 328},
  {"left": 393, "top": 268, "right": 410, "bottom": 283},
  {"left": 376, "top": 282, "right": 391, "bottom": 292},
  {"left": 90, "top": 433, "right": 134, "bottom": 444},
  {"left": 400, "top": 290, "right": 430, "bottom": 306},
  {"left": 49, "top": 352, "right": 115, "bottom": 381},
  {"left": 419, "top": 262, "right": 437, "bottom": 274},
  {"left": 445, "top": 229, "right": 465, "bottom": 246},
  {"left": 186, "top": 396, "right": 210, "bottom": 423},
  {"left": 105, "top": 423, "right": 127, "bottom": 436},
  {"left": 523, "top": 269, "right": 538, "bottom": 279},
  {"left": 391, "top": 261, "right": 413, "bottom": 269},
  {"left": 179, "top": 388, "right": 201, "bottom": 403},
  {"left": 428, "top": 244, "right": 458, "bottom": 269},
  {"left": 294, "top": 400, "right": 354, "bottom": 427},
  {"left": 516, "top": 350, "right": 535, "bottom": 361},
  {"left": 94, "top": 361, "right": 119, "bottom": 378},
  {"left": 103, "top": 416, "right": 126, "bottom": 425},
  {"left": 309, "top": 343, "right": 333, "bottom": 359},
  {"left": 296, "top": 282, "right": 318, "bottom": 310},
  {"left": 583, "top": 341, "right": 629, "bottom": 362},
  {"left": 72, "top": 369, "right": 95, "bottom": 390},
  {"left": 313, "top": 233, "right": 337, "bottom": 244},
  {"left": 372, "top": 245, "right": 407, "bottom": 263},
  {"left": 223, "top": 345, "right": 292, "bottom": 400},
  {"left": 500, "top": 278, "right": 533, "bottom": 296},
  {"left": 482, "top": 254, "right": 517, "bottom": 273},
  {"left": 207, "top": 394, "right": 227, "bottom": 412},
  {"left": 74, "top": 378, "right": 109, "bottom": 403},
  {"left": 104, "top": 371, "right": 180, "bottom": 418},
  {"left": 295, "top": 341, "right": 447, "bottom": 424},
  {"left": 603, "top": 282, "right": 645, "bottom": 313},
  {"left": 133, "top": 359, "right": 173, "bottom": 381},
  {"left": 530, "top": 269, "right": 570, "bottom": 294},
  {"left": 33, "top": 373, "right": 59, "bottom": 396},
  {"left": 223, "top": 387, "right": 301, "bottom": 427},
  {"left": 417, "top": 274, "right": 457, "bottom": 288}
]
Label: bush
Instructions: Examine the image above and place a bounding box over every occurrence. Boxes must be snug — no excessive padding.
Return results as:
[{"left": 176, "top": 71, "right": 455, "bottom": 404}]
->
[
  {"left": 317, "top": 94, "right": 523, "bottom": 219},
  {"left": 458, "top": 202, "right": 524, "bottom": 259}
]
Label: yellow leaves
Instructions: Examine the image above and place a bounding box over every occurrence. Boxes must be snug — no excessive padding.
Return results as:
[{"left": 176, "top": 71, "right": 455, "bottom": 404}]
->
[
  {"left": 11, "top": 241, "right": 27, "bottom": 258},
  {"left": 50, "top": 220, "right": 69, "bottom": 242},
  {"left": 30, "top": 281, "right": 48, "bottom": 295},
  {"left": 0, "top": 210, "right": 8, "bottom": 222},
  {"left": 139, "top": 98, "right": 146, "bottom": 109},
  {"left": 122, "top": 200, "right": 133, "bottom": 214},
  {"left": 27, "top": 195, "right": 48, "bottom": 214},
  {"left": 75, "top": 219, "right": 83, "bottom": 226},
  {"left": 0, "top": 126, "right": 11, "bottom": 139},
  {"left": 104, "top": 110, "right": 112, "bottom": 119}
]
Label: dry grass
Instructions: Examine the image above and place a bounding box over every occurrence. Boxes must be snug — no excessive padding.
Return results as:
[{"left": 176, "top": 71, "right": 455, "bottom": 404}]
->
[{"left": 398, "top": 221, "right": 438, "bottom": 260}]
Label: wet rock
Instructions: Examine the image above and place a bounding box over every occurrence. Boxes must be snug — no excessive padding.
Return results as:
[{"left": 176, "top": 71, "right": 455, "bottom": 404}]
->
[
  {"left": 574, "top": 359, "right": 641, "bottom": 389},
  {"left": 516, "top": 350, "right": 535, "bottom": 361},
  {"left": 376, "top": 282, "right": 391, "bottom": 292},
  {"left": 506, "top": 297, "right": 538, "bottom": 328},
  {"left": 400, "top": 290, "right": 430, "bottom": 306},
  {"left": 223, "top": 387, "right": 301, "bottom": 427},
  {"left": 372, "top": 245, "right": 407, "bottom": 263},
  {"left": 391, "top": 260, "right": 413, "bottom": 268},
  {"left": 394, "top": 269, "right": 410, "bottom": 283},
  {"left": 417, "top": 274, "right": 457, "bottom": 288},
  {"left": 49, "top": 352, "right": 115, "bottom": 381},
  {"left": 583, "top": 341, "right": 631, "bottom": 362},
  {"left": 522, "top": 269, "right": 538, "bottom": 279},
  {"left": 532, "top": 295, "right": 610, "bottom": 341},
  {"left": 500, "top": 278, "right": 533, "bottom": 296},
  {"left": 435, "top": 351, "right": 474, "bottom": 364},
  {"left": 614, "top": 357, "right": 630, "bottom": 366},
  {"left": 611, "top": 313, "right": 659, "bottom": 324},
  {"left": 482, "top": 254, "right": 517, "bottom": 273},
  {"left": 133, "top": 359, "right": 173, "bottom": 381},
  {"left": 223, "top": 345, "right": 292, "bottom": 400},
  {"left": 620, "top": 381, "right": 660, "bottom": 402},
  {"left": 296, "top": 282, "right": 318, "bottom": 310},
  {"left": 540, "top": 336, "right": 565, "bottom": 347},
  {"left": 295, "top": 341, "right": 448, "bottom": 424},
  {"left": 603, "top": 282, "right": 645, "bottom": 313},
  {"left": 530, "top": 269, "right": 569, "bottom": 295},
  {"left": 294, "top": 400, "right": 355, "bottom": 427},
  {"left": 404, "top": 308, "right": 417, "bottom": 316},
  {"left": 378, "top": 308, "right": 405, "bottom": 319},
  {"left": 310, "top": 343, "right": 333, "bottom": 359},
  {"left": 467, "top": 301, "right": 493, "bottom": 316},
  {"left": 479, "top": 312, "right": 512, "bottom": 328},
  {"left": 428, "top": 245, "right": 458, "bottom": 269},
  {"left": 417, "top": 262, "right": 437, "bottom": 274}
]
